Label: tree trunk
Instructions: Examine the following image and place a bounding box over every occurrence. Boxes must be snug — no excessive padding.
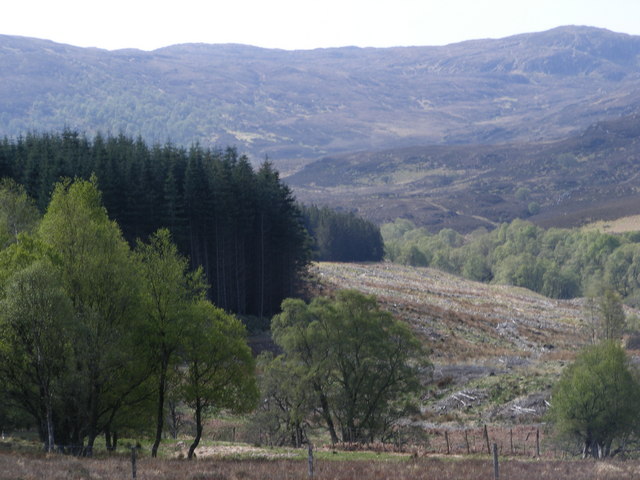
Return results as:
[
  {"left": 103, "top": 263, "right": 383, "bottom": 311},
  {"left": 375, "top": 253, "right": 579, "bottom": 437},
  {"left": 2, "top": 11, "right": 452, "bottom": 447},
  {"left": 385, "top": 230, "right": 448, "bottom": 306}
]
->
[
  {"left": 85, "top": 433, "right": 96, "bottom": 457},
  {"left": 168, "top": 399, "right": 180, "bottom": 439},
  {"left": 85, "top": 376, "right": 100, "bottom": 457},
  {"left": 151, "top": 355, "right": 169, "bottom": 458},
  {"left": 317, "top": 388, "right": 338, "bottom": 444},
  {"left": 45, "top": 398, "right": 55, "bottom": 453},
  {"left": 105, "top": 426, "right": 118, "bottom": 452},
  {"left": 259, "top": 213, "right": 265, "bottom": 319},
  {"left": 188, "top": 399, "right": 203, "bottom": 460}
]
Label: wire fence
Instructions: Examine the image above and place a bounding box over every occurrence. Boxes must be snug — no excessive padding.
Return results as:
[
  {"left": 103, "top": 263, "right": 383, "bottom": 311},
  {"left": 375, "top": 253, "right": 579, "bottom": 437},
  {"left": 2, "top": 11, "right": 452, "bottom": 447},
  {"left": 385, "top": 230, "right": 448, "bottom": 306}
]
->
[{"left": 426, "top": 425, "right": 546, "bottom": 457}]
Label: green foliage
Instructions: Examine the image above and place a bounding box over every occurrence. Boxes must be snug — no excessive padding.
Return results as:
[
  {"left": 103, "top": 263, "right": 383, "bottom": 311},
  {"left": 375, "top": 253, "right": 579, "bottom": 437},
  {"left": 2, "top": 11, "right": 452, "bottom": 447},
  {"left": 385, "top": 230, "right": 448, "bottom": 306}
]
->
[
  {"left": 252, "top": 351, "right": 314, "bottom": 447},
  {"left": 37, "top": 176, "right": 144, "bottom": 451},
  {"left": 0, "top": 179, "right": 40, "bottom": 248},
  {"left": 0, "top": 260, "right": 73, "bottom": 449},
  {"left": 136, "top": 228, "right": 205, "bottom": 359},
  {"left": 0, "top": 178, "right": 257, "bottom": 454},
  {"left": 135, "top": 228, "right": 206, "bottom": 457},
  {"left": 514, "top": 187, "right": 530, "bottom": 202},
  {"left": 265, "top": 290, "right": 428, "bottom": 444},
  {"left": 382, "top": 218, "right": 640, "bottom": 302},
  {"left": 528, "top": 201, "right": 541, "bottom": 215},
  {"left": 548, "top": 341, "right": 640, "bottom": 458}
]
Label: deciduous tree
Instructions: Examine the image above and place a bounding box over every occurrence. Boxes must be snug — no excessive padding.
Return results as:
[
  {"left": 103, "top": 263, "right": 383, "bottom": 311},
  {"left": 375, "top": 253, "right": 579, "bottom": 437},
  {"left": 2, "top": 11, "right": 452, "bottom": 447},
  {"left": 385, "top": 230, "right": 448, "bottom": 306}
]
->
[
  {"left": 38, "top": 177, "right": 142, "bottom": 453},
  {"left": 548, "top": 341, "right": 640, "bottom": 458},
  {"left": 180, "top": 300, "right": 257, "bottom": 459},
  {"left": 270, "top": 290, "right": 427, "bottom": 444},
  {"left": 135, "top": 228, "right": 206, "bottom": 457},
  {"left": 0, "top": 260, "right": 72, "bottom": 451}
]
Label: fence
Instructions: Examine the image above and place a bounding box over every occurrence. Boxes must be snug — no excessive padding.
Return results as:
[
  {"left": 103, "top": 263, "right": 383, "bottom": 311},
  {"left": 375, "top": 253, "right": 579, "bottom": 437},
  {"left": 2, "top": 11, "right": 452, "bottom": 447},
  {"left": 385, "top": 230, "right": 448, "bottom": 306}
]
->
[{"left": 426, "top": 425, "right": 544, "bottom": 457}]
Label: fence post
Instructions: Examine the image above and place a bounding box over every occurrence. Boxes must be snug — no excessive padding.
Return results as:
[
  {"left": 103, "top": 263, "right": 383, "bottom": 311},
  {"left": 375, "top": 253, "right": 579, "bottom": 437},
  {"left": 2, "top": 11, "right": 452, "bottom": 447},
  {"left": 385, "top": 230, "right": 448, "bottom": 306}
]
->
[
  {"left": 131, "top": 446, "right": 137, "bottom": 479},
  {"left": 464, "top": 430, "right": 470, "bottom": 454},
  {"left": 492, "top": 443, "right": 499, "bottom": 480},
  {"left": 484, "top": 425, "right": 491, "bottom": 454},
  {"left": 510, "top": 429, "right": 513, "bottom": 455},
  {"left": 308, "top": 443, "right": 314, "bottom": 479},
  {"left": 445, "top": 431, "right": 450, "bottom": 455},
  {"left": 536, "top": 428, "right": 540, "bottom": 457}
]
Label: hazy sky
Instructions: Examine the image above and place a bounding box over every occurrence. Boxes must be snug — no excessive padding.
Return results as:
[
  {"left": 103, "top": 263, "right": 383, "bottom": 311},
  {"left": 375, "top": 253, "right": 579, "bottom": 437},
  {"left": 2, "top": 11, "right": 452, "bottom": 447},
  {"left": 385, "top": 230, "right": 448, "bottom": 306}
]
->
[{"left": 3, "top": 0, "right": 640, "bottom": 51}]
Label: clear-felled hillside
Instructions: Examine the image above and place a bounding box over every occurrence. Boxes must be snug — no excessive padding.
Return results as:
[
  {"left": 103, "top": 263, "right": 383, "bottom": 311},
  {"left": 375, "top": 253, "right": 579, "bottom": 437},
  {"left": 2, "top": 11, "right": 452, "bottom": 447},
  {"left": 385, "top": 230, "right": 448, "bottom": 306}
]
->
[{"left": 312, "top": 261, "right": 608, "bottom": 423}]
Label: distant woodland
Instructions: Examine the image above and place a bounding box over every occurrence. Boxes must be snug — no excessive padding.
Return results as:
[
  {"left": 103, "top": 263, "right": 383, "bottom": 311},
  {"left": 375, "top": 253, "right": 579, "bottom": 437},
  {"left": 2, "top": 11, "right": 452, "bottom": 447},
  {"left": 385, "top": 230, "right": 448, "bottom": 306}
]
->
[
  {"left": 301, "top": 205, "right": 384, "bottom": 262},
  {"left": 384, "top": 218, "right": 640, "bottom": 305}
]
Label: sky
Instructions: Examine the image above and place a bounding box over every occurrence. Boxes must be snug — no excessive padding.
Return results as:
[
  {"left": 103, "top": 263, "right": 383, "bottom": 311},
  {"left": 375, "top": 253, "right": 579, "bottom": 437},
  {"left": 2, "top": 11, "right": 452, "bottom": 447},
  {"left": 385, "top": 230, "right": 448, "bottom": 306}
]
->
[{"left": 3, "top": 0, "right": 640, "bottom": 51}]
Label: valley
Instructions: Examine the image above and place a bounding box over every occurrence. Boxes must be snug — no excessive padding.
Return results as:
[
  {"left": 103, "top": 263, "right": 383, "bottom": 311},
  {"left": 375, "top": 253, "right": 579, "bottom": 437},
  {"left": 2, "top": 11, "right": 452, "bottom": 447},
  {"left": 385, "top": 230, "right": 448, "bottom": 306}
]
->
[{"left": 4, "top": 26, "right": 640, "bottom": 232}]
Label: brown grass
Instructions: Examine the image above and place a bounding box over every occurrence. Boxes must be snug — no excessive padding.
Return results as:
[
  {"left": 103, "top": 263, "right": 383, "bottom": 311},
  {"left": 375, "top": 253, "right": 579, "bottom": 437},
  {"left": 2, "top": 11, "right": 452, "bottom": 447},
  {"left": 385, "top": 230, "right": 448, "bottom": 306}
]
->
[{"left": 2, "top": 450, "right": 640, "bottom": 480}]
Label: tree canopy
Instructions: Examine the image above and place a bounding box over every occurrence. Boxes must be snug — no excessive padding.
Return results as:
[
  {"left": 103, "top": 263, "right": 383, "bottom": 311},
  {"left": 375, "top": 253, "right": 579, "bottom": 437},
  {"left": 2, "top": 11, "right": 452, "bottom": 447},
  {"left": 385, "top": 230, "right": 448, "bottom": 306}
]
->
[{"left": 181, "top": 300, "right": 258, "bottom": 458}]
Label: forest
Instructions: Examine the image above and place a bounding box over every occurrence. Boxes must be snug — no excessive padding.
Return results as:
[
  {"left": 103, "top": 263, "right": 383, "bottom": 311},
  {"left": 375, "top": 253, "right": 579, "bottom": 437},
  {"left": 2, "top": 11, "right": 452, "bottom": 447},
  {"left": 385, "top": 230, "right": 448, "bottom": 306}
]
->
[
  {"left": 300, "top": 204, "right": 384, "bottom": 262},
  {"left": 0, "top": 131, "right": 382, "bottom": 319}
]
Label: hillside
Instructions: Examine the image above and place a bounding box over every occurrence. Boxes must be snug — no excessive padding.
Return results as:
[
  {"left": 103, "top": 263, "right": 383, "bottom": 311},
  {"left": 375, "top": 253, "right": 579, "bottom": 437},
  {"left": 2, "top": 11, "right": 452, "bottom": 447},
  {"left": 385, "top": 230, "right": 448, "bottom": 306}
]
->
[
  {"left": 288, "top": 113, "right": 640, "bottom": 231},
  {"left": 312, "top": 261, "right": 605, "bottom": 423},
  {"left": 1, "top": 26, "right": 640, "bottom": 169}
]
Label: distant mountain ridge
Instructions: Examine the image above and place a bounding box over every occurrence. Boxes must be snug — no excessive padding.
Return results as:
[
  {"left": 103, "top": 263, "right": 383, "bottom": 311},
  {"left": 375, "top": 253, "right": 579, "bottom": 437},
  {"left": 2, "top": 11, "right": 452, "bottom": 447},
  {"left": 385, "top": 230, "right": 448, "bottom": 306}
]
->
[{"left": 1, "top": 26, "right": 639, "bottom": 167}]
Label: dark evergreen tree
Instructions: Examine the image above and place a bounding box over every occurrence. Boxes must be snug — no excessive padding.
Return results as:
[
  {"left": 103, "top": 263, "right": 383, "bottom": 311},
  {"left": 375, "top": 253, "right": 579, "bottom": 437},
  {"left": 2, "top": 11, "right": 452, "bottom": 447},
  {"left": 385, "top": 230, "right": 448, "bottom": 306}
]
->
[
  {"left": 0, "top": 131, "right": 310, "bottom": 317},
  {"left": 301, "top": 205, "right": 384, "bottom": 262}
]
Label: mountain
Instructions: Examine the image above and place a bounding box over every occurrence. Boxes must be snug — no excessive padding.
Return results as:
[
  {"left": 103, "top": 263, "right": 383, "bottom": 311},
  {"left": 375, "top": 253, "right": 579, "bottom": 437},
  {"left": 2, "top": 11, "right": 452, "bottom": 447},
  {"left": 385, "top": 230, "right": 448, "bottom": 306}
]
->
[
  {"left": 288, "top": 112, "right": 640, "bottom": 232},
  {"left": 1, "top": 26, "right": 640, "bottom": 169}
]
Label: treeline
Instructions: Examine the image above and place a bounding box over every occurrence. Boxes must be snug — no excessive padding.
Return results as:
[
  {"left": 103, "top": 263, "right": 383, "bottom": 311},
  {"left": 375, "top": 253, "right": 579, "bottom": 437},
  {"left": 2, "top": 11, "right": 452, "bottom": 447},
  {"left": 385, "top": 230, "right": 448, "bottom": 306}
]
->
[
  {"left": 0, "top": 131, "right": 308, "bottom": 316},
  {"left": 300, "top": 205, "right": 384, "bottom": 262},
  {"left": 383, "top": 218, "right": 640, "bottom": 303},
  {"left": 0, "top": 178, "right": 257, "bottom": 456}
]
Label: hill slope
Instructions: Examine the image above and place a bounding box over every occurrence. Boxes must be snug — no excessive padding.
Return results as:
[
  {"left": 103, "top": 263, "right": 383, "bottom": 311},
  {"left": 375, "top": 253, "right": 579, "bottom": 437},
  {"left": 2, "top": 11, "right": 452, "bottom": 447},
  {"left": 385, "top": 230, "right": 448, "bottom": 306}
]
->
[
  {"left": 313, "top": 261, "right": 583, "bottom": 360},
  {"left": 288, "top": 113, "right": 640, "bottom": 231},
  {"left": 1, "top": 26, "right": 640, "bottom": 167},
  {"left": 312, "top": 261, "right": 602, "bottom": 424}
]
